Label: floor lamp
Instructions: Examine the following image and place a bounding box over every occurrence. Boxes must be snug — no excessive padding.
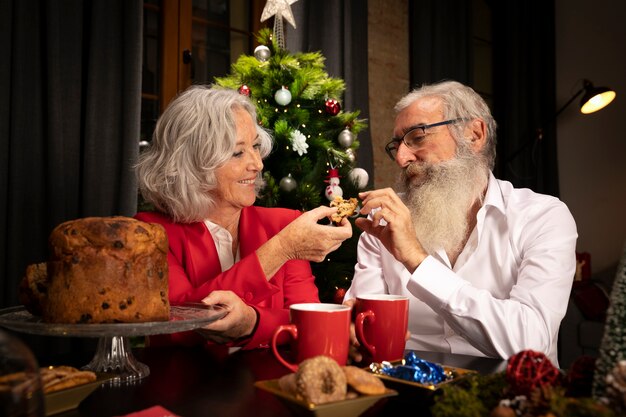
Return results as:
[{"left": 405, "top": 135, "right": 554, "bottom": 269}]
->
[{"left": 506, "top": 79, "right": 616, "bottom": 164}]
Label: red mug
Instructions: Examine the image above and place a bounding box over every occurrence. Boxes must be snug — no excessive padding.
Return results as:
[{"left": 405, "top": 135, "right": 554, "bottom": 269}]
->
[
  {"left": 271, "top": 303, "right": 351, "bottom": 372},
  {"left": 354, "top": 294, "right": 409, "bottom": 364}
]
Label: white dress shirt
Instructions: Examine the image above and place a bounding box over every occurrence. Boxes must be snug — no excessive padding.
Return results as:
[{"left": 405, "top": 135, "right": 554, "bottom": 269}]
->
[{"left": 345, "top": 173, "right": 577, "bottom": 366}]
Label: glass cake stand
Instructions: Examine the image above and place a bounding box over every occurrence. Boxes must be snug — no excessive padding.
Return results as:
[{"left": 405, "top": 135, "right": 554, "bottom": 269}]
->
[{"left": 0, "top": 305, "right": 227, "bottom": 383}]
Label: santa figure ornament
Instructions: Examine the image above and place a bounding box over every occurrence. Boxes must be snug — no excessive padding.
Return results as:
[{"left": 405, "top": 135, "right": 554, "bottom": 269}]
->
[{"left": 324, "top": 168, "right": 343, "bottom": 201}]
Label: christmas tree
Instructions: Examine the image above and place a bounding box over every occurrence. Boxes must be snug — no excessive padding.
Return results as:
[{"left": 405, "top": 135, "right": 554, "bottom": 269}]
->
[
  {"left": 592, "top": 242, "right": 626, "bottom": 412},
  {"left": 214, "top": 28, "right": 370, "bottom": 303}
]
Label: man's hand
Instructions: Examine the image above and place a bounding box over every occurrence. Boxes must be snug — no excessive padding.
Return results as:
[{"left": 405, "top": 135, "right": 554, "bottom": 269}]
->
[
  {"left": 343, "top": 298, "right": 363, "bottom": 363},
  {"left": 356, "top": 189, "right": 427, "bottom": 273},
  {"left": 343, "top": 297, "right": 412, "bottom": 365}
]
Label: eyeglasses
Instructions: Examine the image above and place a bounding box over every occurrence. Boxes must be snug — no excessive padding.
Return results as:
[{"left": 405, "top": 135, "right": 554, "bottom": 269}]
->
[{"left": 384, "top": 118, "right": 464, "bottom": 161}]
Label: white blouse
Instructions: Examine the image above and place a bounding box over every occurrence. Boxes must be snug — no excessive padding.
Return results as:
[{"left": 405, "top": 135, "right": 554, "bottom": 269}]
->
[{"left": 203, "top": 220, "right": 240, "bottom": 272}]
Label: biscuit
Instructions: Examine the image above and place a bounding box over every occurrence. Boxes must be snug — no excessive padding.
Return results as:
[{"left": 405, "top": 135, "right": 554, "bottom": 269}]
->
[
  {"left": 19, "top": 262, "right": 49, "bottom": 316},
  {"left": 330, "top": 196, "right": 359, "bottom": 224},
  {"left": 343, "top": 365, "right": 386, "bottom": 395},
  {"left": 40, "top": 366, "right": 97, "bottom": 393},
  {"left": 0, "top": 371, "right": 27, "bottom": 384},
  {"left": 278, "top": 372, "right": 297, "bottom": 396},
  {"left": 295, "top": 356, "right": 347, "bottom": 404},
  {"left": 0, "top": 371, "right": 39, "bottom": 398}
]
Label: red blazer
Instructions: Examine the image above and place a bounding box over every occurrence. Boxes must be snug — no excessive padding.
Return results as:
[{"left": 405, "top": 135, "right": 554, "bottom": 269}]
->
[{"left": 135, "top": 206, "right": 320, "bottom": 349}]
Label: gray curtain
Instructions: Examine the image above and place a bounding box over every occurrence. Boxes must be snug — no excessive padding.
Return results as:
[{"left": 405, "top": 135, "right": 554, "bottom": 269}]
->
[
  {"left": 286, "top": 0, "right": 373, "bottom": 185},
  {"left": 491, "top": 0, "right": 559, "bottom": 195},
  {"left": 408, "top": 0, "right": 558, "bottom": 196},
  {"left": 408, "top": 0, "right": 472, "bottom": 86},
  {"left": 0, "top": 0, "right": 143, "bottom": 309}
]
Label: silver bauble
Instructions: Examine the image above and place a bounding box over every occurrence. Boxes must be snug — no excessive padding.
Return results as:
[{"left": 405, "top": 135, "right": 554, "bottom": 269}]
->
[
  {"left": 337, "top": 128, "right": 354, "bottom": 148},
  {"left": 279, "top": 174, "right": 297, "bottom": 192},
  {"left": 345, "top": 148, "right": 356, "bottom": 163},
  {"left": 274, "top": 87, "right": 292, "bottom": 106},
  {"left": 254, "top": 45, "right": 271, "bottom": 62}
]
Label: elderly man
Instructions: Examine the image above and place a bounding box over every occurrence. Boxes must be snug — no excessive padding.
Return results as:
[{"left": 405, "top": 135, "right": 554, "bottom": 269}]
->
[{"left": 344, "top": 80, "right": 577, "bottom": 366}]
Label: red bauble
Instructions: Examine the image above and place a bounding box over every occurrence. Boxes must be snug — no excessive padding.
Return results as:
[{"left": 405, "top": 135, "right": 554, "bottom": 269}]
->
[
  {"left": 324, "top": 98, "right": 341, "bottom": 115},
  {"left": 333, "top": 287, "right": 346, "bottom": 304},
  {"left": 505, "top": 350, "right": 563, "bottom": 396},
  {"left": 238, "top": 84, "right": 251, "bottom": 97},
  {"left": 566, "top": 355, "right": 597, "bottom": 397}
]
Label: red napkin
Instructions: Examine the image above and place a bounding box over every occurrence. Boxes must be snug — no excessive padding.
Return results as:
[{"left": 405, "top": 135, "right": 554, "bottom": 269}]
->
[{"left": 115, "top": 406, "right": 181, "bottom": 417}]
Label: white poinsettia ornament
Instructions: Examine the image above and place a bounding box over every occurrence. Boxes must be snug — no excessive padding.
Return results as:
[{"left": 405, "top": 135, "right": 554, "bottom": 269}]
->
[{"left": 289, "top": 129, "right": 308, "bottom": 156}]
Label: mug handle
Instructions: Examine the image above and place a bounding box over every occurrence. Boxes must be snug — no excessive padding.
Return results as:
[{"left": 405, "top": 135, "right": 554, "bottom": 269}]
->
[
  {"left": 355, "top": 310, "right": 376, "bottom": 359},
  {"left": 271, "top": 324, "right": 299, "bottom": 373}
]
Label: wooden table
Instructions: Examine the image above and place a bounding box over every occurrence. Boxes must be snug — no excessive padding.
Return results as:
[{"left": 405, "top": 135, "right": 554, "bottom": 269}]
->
[{"left": 48, "top": 344, "right": 507, "bottom": 417}]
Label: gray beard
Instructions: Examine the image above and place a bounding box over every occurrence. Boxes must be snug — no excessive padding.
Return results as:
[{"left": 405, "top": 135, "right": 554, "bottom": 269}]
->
[{"left": 397, "top": 148, "right": 489, "bottom": 257}]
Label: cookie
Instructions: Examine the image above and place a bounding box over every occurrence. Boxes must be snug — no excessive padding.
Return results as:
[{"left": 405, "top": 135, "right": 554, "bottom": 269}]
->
[
  {"left": 278, "top": 372, "right": 297, "bottom": 396},
  {"left": 295, "top": 355, "right": 347, "bottom": 404},
  {"left": 40, "top": 366, "right": 97, "bottom": 393},
  {"left": 330, "top": 196, "right": 359, "bottom": 224},
  {"left": 343, "top": 365, "right": 386, "bottom": 395}
]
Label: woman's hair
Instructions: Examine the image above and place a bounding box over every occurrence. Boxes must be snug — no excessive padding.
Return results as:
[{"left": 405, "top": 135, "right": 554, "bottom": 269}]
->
[
  {"left": 395, "top": 80, "right": 498, "bottom": 170},
  {"left": 135, "top": 85, "right": 273, "bottom": 223}
]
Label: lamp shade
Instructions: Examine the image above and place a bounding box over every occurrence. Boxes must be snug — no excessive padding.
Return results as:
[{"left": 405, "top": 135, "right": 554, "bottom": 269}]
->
[{"left": 580, "top": 80, "right": 616, "bottom": 114}]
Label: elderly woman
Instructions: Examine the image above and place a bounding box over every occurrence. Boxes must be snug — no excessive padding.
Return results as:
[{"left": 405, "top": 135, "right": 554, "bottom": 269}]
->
[{"left": 135, "top": 85, "right": 352, "bottom": 350}]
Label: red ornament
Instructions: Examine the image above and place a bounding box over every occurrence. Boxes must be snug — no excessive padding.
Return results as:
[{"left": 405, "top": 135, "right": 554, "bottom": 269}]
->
[
  {"left": 505, "top": 350, "right": 563, "bottom": 396},
  {"left": 238, "top": 84, "right": 251, "bottom": 97},
  {"left": 566, "top": 355, "right": 597, "bottom": 397},
  {"left": 333, "top": 287, "right": 347, "bottom": 304},
  {"left": 324, "top": 98, "right": 341, "bottom": 115},
  {"left": 324, "top": 168, "right": 341, "bottom": 183}
]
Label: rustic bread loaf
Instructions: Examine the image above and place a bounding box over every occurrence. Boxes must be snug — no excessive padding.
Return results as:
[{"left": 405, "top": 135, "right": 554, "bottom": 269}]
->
[
  {"left": 18, "top": 262, "right": 48, "bottom": 316},
  {"left": 38, "top": 216, "right": 170, "bottom": 323}
]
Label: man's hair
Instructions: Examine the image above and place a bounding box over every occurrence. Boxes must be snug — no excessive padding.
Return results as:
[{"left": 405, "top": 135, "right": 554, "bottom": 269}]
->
[
  {"left": 135, "top": 85, "right": 273, "bottom": 223},
  {"left": 395, "top": 80, "right": 498, "bottom": 170}
]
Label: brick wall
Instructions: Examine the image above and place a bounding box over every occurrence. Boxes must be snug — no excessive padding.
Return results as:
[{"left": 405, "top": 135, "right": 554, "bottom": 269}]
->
[{"left": 367, "top": 0, "right": 409, "bottom": 189}]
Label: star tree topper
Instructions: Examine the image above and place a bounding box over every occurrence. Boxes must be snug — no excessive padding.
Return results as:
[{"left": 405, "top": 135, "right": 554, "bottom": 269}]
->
[
  {"left": 261, "top": 0, "right": 298, "bottom": 28},
  {"left": 261, "top": 0, "right": 298, "bottom": 49}
]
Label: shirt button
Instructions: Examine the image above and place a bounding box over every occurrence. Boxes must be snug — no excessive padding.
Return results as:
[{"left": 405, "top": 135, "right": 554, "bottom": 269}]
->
[{"left": 244, "top": 292, "right": 253, "bottom": 301}]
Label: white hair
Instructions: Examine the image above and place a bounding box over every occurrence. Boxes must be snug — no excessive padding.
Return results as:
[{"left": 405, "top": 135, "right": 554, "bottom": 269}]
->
[{"left": 135, "top": 85, "right": 273, "bottom": 222}]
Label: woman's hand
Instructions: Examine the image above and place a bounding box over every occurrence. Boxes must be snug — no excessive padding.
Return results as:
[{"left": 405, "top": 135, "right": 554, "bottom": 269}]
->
[
  {"left": 278, "top": 205, "right": 353, "bottom": 262},
  {"left": 257, "top": 205, "right": 353, "bottom": 279},
  {"left": 195, "top": 290, "right": 258, "bottom": 344}
]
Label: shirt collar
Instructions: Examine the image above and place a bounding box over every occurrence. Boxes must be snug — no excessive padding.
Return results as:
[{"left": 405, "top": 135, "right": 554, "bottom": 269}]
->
[
  {"left": 482, "top": 172, "right": 505, "bottom": 215},
  {"left": 203, "top": 219, "right": 239, "bottom": 271},
  {"left": 203, "top": 220, "right": 234, "bottom": 243}
]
